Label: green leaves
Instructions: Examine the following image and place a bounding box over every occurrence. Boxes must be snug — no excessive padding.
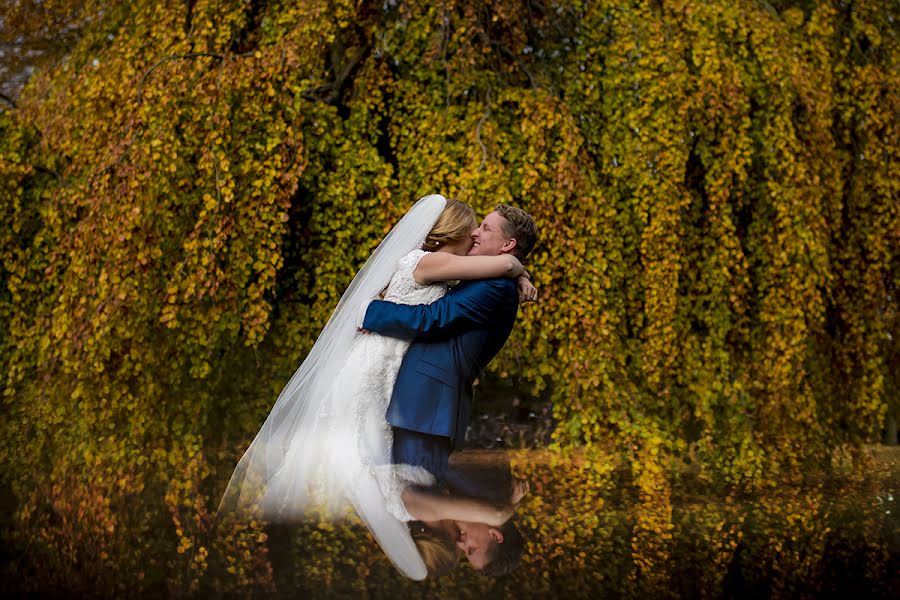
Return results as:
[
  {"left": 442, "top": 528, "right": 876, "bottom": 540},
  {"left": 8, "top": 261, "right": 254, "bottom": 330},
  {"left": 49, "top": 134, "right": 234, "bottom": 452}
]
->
[{"left": 0, "top": 0, "right": 897, "bottom": 594}]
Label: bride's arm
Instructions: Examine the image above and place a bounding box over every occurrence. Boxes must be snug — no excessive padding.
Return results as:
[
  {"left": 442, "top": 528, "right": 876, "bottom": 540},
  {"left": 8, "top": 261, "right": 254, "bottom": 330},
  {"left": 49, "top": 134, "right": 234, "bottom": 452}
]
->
[
  {"left": 401, "top": 486, "right": 512, "bottom": 527},
  {"left": 414, "top": 253, "right": 524, "bottom": 285}
]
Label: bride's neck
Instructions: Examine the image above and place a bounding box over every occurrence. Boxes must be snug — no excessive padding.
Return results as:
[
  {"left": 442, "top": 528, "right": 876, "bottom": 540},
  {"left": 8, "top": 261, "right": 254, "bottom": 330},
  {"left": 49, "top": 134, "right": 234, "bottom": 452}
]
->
[
  {"left": 422, "top": 519, "right": 459, "bottom": 539},
  {"left": 435, "top": 240, "right": 470, "bottom": 255}
]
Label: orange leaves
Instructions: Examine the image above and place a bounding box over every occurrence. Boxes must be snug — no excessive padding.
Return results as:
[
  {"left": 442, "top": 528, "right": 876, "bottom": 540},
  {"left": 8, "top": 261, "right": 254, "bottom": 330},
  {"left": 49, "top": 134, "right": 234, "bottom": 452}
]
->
[{"left": 0, "top": 0, "right": 897, "bottom": 593}]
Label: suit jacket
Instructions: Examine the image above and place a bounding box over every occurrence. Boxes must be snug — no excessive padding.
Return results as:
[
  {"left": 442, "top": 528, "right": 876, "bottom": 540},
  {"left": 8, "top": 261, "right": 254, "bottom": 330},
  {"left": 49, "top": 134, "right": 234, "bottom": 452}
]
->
[{"left": 362, "top": 277, "right": 518, "bottom": 450}]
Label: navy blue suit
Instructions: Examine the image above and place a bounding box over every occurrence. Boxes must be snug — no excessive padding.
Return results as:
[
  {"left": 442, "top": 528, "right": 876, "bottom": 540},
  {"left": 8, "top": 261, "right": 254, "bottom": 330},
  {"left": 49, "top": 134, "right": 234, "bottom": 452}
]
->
[{"left": 362, "top": 277, "right": 519, "bottom": 480}]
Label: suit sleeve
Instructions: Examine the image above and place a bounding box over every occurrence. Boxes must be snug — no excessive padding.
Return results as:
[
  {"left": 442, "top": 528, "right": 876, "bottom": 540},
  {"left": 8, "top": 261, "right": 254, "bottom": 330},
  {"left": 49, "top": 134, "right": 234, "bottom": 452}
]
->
[{"left": 363, "top": 279, "right": 515, "bottom": 341}]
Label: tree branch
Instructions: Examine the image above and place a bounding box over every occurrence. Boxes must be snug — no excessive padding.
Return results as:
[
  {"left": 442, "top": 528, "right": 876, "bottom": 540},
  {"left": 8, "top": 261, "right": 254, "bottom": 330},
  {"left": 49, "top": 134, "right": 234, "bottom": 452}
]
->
[
  {"left": 32, "top": 164, "right": 64, "bottom": 185},
  {"left": 136, "top": 52, "right": 225, "bottom": 104},
  {"left": 476, "top": 89, "right": 492, "bottom": 171},
  {"left": 323, "top": 43, "right": 371, "bottom": 105},
  {"left": 491, "top": 41, "right": 538, "bottom": 89},
  {"left": 0, "top": 92, "right": 17, "bottom": 108}
]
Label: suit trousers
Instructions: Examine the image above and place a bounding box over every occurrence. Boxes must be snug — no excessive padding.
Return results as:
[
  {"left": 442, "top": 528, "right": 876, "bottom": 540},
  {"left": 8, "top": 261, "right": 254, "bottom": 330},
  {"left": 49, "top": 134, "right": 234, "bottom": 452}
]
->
[{"left": 392, "top": 426, "right": 451, "bottom": 485}]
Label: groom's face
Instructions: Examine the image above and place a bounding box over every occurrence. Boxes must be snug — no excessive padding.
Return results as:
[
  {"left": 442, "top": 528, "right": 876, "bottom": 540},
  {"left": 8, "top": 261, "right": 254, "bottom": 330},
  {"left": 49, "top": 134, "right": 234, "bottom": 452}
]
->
[
  {"left": 455, "top": 521, "right": 502, "bottom": 570},
  {"left": 468, "top": 211, "right": 511, "bottom": 257}
]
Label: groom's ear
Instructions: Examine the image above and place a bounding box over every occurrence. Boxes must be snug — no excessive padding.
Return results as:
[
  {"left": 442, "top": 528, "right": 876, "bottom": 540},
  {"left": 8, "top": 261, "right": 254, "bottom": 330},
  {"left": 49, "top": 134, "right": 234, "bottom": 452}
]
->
[{"left": 501, "top": 237, "right": 518, "bottom": 254}]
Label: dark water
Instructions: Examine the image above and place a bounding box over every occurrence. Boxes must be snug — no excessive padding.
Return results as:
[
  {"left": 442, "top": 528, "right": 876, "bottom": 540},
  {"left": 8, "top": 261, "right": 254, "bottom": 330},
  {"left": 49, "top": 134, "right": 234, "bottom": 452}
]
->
[
  {"left": 2, "top": 448, "right": 896, "bottom": 598},
  {"left": 242, "top": 449, "right": 899, "bottom": 599}
]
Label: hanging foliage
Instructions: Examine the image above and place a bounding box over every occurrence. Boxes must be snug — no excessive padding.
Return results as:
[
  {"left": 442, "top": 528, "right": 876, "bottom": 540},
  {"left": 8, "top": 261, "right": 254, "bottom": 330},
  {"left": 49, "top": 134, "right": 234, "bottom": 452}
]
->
[{"left": 0, "top": 0, "right": 896, "bottom": 594}]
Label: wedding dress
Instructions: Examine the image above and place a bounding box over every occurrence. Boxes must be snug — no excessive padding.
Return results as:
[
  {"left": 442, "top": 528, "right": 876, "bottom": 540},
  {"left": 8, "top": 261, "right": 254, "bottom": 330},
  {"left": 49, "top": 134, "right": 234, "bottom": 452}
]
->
[
  {"left": 218, "top": 196, "right": 448, "bottom": 580},
  {"left": 260, "top": 249, "right": 445, "bottom": 517}
]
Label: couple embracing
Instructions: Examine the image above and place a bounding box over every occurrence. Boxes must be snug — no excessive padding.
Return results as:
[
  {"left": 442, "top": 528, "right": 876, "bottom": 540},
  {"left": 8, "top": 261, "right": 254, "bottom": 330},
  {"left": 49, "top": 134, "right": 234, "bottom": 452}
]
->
[{"left": 219, "top": 196, "right": 538, "bottom": 580}]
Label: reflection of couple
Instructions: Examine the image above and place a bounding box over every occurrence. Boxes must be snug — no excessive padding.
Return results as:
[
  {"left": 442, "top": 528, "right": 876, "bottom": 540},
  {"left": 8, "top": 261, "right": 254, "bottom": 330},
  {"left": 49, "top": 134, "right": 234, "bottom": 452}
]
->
[{"left": 219, "top": 195, "right": 538, "bottom": 579}]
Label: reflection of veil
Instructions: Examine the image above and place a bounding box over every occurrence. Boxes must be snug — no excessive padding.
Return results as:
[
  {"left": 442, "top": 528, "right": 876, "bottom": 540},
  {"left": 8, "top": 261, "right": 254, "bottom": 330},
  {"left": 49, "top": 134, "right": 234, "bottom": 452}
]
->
[{"left": 218, "top": 195, "right": 448, "bottom": 580}]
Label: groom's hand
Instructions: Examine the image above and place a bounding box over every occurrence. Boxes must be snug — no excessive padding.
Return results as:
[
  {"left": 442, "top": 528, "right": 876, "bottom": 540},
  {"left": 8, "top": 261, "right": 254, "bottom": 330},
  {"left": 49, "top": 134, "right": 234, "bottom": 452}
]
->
[{"left": 358, "top": 299, "right": 374, "bottom": 331}]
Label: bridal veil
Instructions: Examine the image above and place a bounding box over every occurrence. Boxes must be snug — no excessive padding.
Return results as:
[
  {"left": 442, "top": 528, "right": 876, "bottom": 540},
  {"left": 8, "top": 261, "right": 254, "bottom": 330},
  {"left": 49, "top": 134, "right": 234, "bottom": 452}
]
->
[{"left": 217, "top": 194, "right": 447, "bottom": 580}]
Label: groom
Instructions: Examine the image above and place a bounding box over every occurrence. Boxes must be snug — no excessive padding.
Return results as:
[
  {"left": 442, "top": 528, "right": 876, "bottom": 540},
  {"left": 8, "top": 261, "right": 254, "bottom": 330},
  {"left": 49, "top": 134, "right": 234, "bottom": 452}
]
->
[
  {"left": 362, "top": 204, "right": 537, "bottom": 480},
  {"left": 361, "top": 204, "right": 537, "bottom": 571}
]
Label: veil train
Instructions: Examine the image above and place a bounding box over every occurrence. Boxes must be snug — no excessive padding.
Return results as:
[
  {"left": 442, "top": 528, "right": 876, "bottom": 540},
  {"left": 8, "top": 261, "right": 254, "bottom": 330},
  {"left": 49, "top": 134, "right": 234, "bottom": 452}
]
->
[{"left": 218, "top": 195, "right": 448, "bottom": 580}]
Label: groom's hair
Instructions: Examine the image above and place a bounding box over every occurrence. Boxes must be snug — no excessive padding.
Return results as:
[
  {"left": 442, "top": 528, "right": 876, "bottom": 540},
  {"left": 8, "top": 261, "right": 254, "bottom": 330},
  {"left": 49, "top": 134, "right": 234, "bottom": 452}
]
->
[
  {"left": 495, "top": 205, "right": 538, "bottom": 260},
  {"left": 479, "top": 519, "right": 525, "bottom": 577}
]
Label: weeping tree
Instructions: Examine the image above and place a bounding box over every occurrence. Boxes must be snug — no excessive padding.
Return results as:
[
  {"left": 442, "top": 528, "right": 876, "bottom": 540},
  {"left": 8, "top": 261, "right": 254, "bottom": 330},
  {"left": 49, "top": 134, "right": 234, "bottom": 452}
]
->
[{"left": 0, "top": 0, "right": 896, "bottom": 595}]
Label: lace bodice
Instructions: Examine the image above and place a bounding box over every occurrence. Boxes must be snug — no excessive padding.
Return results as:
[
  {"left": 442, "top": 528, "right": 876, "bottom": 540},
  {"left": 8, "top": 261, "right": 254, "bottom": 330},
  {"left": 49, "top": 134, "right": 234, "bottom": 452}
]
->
[{"left": 382, "top": 249, "right": 447, "bottom": 304}]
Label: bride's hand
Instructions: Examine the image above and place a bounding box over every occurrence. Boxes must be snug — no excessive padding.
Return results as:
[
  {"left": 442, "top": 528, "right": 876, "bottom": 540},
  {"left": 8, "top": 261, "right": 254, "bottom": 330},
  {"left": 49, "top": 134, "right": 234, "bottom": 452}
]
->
[
  {"left": 517, "top": 276, "right": 538, "bottom": 304},
  {"left": 510, "top": 478, "right": 530, "bottom": 506},
  {"left": 490, "top": 479, "right": 530, "bottom": 525}
]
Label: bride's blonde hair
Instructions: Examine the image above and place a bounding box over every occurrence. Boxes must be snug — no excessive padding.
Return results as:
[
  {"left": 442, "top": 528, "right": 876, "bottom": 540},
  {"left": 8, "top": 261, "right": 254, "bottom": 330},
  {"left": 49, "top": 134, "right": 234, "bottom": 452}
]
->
[
  {"left": 422, "top": 199, "right": 477, "bottom": 251},
  {"left": 410, "top": 522, "right": 459, "bottom": 578}
]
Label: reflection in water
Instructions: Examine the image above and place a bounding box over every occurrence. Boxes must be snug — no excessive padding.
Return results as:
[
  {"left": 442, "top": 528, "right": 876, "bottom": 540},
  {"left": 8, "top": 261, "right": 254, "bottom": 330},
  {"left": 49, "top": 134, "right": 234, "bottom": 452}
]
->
[
  {"left": 443, "top": 450, "right": 527, "bottom": 576},
  {"left": 258, "top": 450, "right": 528, "bottom": 586},
  {"left": 512, "top": 448, "right": 898, "bottom": 599},
  {"left": 5, "top": 448, "right": 895, "bottom": 596},
  {"left": 245, "top": 448, "right": 898, "bottom": 598},
  {"left": 390, "top": 450, "right": 528, "bottom": 578}
]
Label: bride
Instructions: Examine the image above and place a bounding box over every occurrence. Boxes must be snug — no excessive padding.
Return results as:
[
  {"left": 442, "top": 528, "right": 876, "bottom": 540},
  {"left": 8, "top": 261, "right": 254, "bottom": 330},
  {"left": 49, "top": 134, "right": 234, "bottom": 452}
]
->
[{"left": 218, "top": 195, "right": 534, "bottom": 579}]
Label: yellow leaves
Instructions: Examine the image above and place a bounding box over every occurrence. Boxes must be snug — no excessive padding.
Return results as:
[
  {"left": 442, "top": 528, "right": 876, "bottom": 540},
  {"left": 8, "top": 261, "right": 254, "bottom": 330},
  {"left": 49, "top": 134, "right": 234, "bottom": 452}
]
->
[
  {"left": 0, "top": 0, "right": 896, "bottom": 593},
  {"left": 159, "top": 307, "right": 177, "bottom": 327}
]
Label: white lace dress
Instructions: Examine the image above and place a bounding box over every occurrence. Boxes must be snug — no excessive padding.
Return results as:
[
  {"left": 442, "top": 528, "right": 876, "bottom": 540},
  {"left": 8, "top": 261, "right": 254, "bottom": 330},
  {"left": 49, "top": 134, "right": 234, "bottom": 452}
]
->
[
  {"left": 263, "top": 249, "right": 442, "bottom": 523},
  {"left": 336, "top": 249, "right": 443, "bottom": 520}
]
